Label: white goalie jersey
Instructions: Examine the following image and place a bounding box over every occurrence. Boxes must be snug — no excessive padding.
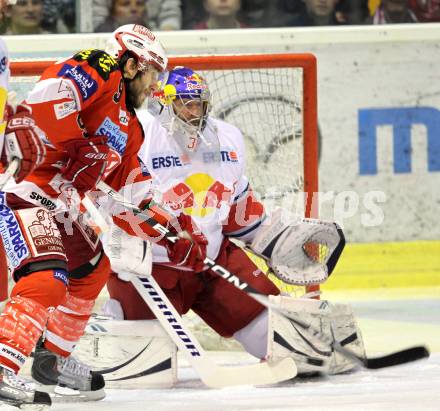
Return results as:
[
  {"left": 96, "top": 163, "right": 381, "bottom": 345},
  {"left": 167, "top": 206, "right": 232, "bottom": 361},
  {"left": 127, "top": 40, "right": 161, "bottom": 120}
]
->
[{"left": 135, "top": 109, "right": 265, "bottom": 265}]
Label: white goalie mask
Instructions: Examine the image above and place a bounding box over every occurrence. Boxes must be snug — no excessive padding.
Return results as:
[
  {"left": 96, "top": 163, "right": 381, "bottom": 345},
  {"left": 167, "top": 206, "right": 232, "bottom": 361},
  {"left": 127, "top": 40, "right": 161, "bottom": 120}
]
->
[{"left": 155, "top": 67, "right": 219, "bottom": 157}]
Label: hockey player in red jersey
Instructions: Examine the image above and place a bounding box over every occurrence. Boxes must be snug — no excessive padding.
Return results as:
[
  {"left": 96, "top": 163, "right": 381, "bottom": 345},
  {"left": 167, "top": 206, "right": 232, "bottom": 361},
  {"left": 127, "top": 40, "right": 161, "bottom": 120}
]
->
[
  {"left": 28, "top": 27, "right": 205, "bottom": 405},
  {"left": 0, "top": 24, "right": 205, "bottom": 409}
]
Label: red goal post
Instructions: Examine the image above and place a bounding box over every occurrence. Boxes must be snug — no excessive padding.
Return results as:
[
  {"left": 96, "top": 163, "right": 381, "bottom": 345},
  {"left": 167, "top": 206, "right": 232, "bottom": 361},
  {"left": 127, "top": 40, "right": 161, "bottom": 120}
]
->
[{"left": 9, "top": 53, "right": 319, "bottom": 298}]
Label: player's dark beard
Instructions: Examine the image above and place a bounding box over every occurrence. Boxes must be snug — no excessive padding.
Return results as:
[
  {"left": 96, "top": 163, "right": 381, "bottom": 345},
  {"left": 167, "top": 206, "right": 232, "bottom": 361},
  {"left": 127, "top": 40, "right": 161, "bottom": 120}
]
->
[{"left": 124, "top": 75, "right": 142, "bottom": 112}]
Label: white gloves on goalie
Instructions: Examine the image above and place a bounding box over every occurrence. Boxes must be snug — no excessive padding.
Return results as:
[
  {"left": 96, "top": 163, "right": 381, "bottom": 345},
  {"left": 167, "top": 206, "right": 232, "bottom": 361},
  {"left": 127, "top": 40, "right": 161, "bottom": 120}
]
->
[{"left": 250, "top": 208, "right": 345, "bottom": 285}]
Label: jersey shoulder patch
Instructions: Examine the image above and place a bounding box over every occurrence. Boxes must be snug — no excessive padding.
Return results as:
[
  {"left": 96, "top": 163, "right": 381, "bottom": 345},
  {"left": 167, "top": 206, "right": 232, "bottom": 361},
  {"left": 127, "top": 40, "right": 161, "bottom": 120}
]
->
[{"left": 72, "top": 49, "right": 119, "bottom": 81}]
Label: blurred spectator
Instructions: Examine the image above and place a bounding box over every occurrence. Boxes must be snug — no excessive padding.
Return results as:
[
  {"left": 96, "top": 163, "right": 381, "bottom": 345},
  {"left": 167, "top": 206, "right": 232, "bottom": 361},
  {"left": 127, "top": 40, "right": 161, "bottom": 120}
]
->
[
  {"left": 269, "top": 0, "right": 305, "bottom": 27},
  {"left": 42, "top": 0, "right": 75, "bottom": 33},
  {"left": 241, "top": 0, "right": 271, "bottom": 27},
  {"left": 409, "top": 0, "right": 440, "bottom": 21},
  {"left": 3, "top": 0, "right": 51, "bottom": 34},
  {"left": 336, "top": 0, "right": 369, "bottom": 23},
  {"left": 148, "top": 0, "right": 181, "bottom": 30},
  {"left": 271, "top": 0, "right": 366, "bottom": 27},
  {"left": 366, "top": 0, "right": 417, "bottom": 23},
  {"left": 288, "top": 0, "right": 347, "bottom": 26},
  {"left": 182, "top": 0, "right": 204, "bottom": 29},
  {"left": 95, "top": 0, "right": 148, "bottom": 32},
  {"left": 93, "top": 0, "right": 181, "bottom": 32},
  {"left": 193, "top": 0, "right": 246, "bottom": 29}
]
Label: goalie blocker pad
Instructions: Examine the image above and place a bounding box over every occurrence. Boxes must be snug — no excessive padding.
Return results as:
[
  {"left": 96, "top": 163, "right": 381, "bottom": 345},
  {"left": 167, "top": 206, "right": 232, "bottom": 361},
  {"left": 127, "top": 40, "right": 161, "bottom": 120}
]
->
[
  {"left": 69, "top": 317, "right": 176, "bottom": 389},
  {"left": 267, "top": 296, "right": 365, "bottom": 375},
  {"left": 250, "top": 208, "right": 345, "bottom": 285},
  {"left": 102, "top": 223, "right": 153, "bottom": 278}
]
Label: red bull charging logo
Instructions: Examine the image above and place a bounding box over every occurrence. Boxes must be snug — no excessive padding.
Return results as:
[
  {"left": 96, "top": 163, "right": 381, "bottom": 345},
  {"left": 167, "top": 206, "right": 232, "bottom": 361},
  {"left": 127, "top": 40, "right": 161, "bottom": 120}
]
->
[{"left": 162, "top": 173, "right": 232, "bottom": 218}]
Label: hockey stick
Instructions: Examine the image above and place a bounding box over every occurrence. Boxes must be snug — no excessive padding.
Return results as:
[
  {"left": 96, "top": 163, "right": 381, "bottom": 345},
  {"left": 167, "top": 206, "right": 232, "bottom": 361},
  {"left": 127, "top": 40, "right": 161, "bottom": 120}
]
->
[
  {"left": 0, "top": 158, "right": 20, "bottom": 190},
  {"left": 129, "top": 273, "right": 297, "bottom": 388},
  {"left": 96, "top": 181, "right": 430, "bottom": 371}
]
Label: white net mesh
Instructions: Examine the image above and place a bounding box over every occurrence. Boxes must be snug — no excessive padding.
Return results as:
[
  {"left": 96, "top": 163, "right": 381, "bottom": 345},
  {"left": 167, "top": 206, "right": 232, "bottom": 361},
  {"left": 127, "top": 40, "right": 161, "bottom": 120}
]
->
[{"left": 203, "top": 68, "right": 304, "bottom": 205}]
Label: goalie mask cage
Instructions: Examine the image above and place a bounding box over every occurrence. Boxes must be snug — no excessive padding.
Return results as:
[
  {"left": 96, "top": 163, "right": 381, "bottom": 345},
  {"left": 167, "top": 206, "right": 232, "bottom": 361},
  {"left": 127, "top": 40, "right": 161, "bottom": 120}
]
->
[{"left": 7, "top": 53, "right": 319, "bottom": 299}]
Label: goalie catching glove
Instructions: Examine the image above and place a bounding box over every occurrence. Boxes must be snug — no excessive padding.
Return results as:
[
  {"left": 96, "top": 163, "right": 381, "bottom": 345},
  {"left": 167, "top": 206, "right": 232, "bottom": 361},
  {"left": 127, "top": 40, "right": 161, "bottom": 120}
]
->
[
  {"left": 250, "top": 208, "right": 345, "bottom": 285},
  {"left": 2, "top": 104, "right": 46, "bottom": 183}
]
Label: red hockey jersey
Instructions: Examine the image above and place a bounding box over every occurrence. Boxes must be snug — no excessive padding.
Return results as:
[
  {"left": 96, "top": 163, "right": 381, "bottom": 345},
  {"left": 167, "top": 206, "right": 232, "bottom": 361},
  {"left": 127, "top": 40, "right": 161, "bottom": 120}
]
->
[{"left": 4, "top": 49, "right": 141, "bottom": 211}]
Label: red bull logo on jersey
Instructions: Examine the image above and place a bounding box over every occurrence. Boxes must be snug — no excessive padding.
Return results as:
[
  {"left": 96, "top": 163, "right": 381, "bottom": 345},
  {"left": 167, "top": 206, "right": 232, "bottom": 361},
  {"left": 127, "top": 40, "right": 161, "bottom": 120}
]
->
[{"left": 162, "top": 173, "right": 232, "bottom": 218}]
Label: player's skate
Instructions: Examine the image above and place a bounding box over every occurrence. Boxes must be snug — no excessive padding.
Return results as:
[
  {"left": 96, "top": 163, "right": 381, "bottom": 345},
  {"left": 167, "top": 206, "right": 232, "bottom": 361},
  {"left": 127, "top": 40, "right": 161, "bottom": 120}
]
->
[
  {"left": 31, "top": 344, "right": 105, "bottom": 402},
  {"left": 0, "top": 365, "right": 51, "bottom": 410}
]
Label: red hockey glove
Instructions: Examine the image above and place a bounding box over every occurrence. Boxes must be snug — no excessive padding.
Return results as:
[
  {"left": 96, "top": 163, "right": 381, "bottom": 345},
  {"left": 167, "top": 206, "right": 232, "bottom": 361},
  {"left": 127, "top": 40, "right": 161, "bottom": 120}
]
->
[
  {"left": 2, "top": 105, "right": 46, "bottom": 183},
  {"left": 165, "top": 213, "right": 208, "bottom": 273},
  {"left": 114, "top": 204, "right": 208, "bottom": 272},
  {"left": 61, "top": 136, "right": 109, "bottom": 193}
]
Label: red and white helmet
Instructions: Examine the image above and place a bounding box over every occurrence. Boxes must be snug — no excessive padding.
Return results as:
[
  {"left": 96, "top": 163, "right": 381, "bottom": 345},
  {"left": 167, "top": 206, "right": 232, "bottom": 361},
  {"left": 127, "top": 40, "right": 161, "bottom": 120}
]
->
[{"left": 105, "top": 24, "right": 168, "bottom": 72}]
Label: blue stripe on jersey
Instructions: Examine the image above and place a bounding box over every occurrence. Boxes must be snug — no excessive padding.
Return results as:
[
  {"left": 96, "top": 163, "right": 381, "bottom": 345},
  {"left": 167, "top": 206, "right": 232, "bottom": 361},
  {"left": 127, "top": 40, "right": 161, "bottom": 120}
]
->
[
  {"left": 226, "top": 216, "right": 264, "bottom": 239},
  {"left": 138, "top": 156, "right": 151, "bottom": 176},
  {"left": 233, "top": 182, "right": 249, "bottom": 203}
]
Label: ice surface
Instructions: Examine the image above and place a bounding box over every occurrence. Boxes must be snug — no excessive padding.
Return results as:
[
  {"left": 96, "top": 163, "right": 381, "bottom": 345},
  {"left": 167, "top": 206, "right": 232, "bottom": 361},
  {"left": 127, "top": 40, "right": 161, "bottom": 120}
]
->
[
  {"left": 2, "top": 289, "right": 438, "bottom": 411},
  {"left": 52, "top": 291, "right": 440, "bottom": 411},
  {"left": 43, "top": 354, "right": 440, "bottom": 411}
]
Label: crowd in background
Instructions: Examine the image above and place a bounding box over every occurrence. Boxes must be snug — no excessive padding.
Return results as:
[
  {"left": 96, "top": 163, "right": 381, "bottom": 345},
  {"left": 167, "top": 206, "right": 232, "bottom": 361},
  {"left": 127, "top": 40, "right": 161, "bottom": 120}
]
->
[{"left": 1, "top": 0, "right": 439, "bottom": 35}]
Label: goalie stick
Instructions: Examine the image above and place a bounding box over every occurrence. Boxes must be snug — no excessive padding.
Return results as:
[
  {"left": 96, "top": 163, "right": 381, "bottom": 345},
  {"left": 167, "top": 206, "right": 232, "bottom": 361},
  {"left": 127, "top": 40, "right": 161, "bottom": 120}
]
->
[
  {"left": 96, "top": 181, "right": 430, "bottom": 371},
  {"left": 129, "top": 273, "right": 297, "bottom": 388}
]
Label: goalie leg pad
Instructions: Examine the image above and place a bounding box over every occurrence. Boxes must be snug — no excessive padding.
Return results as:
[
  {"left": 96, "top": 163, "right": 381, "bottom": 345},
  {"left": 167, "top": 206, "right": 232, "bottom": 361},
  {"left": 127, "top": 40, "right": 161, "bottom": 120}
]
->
[
  {"left": 327, "top": 303, "right": 366, "bottom": 374},
  {"left": 267, "top": 295, "right": 332, "bottom": 375},
  {"left": 267, "top": 296, "right": 365, "bottom": 375},
  {"left": 73, "top": 318, "right": 177, "bottom": 389}
]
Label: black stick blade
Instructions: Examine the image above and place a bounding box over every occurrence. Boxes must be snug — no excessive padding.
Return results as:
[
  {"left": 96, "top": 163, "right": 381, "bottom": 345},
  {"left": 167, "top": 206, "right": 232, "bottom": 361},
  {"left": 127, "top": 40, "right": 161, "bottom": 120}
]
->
[{"left": 365, "top": 346, "right": 430, "bottom": 369}]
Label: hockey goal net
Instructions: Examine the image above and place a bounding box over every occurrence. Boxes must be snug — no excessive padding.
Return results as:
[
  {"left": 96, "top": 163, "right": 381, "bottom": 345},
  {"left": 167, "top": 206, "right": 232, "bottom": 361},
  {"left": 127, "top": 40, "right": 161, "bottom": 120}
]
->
[{"left": 3, "top": 54, "right": 319, "bottom": 308}]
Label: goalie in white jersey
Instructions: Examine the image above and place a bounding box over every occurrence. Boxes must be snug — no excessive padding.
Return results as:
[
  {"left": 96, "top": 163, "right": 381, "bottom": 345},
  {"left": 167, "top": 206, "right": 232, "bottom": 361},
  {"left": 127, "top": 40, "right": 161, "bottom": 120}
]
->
[{"left": 104, "top": 67, "right": 365, "bottom": 377}]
